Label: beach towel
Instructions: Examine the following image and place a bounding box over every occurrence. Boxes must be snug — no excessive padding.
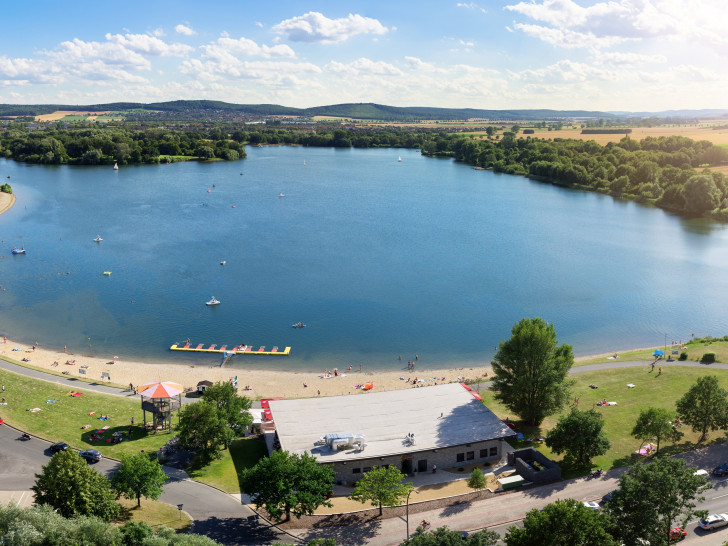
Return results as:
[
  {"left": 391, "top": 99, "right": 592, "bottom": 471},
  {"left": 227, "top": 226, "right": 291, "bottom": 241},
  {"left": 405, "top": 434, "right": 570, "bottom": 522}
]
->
[
  {"left": 46, "top": 399, "right": 57, "bottom": 404},
  {"left": 27, "top": 408, "right": 41, "bottom": 412}
]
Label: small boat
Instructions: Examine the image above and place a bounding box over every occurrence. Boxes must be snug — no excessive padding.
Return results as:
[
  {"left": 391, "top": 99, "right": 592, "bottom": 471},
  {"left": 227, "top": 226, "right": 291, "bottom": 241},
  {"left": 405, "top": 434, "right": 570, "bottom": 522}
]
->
[
  {"left": 93, "top": 236, "right": 103, "bottom": 243},
  {"left": 278, "top": 193, "right": 285, "bottom": 198},
  {"left": 206, "top": 297, "right": 220, "bottom": 306},
  {"left": 292, "top": 322, "right": 306, "bottom": 328},
  {"left": 103, "top": 271, "right": 112, "bottom": 276},
  {"left": 113, "top": 162, "right": 118, "bottom": 170},
  {"left": 303, "top": 160, "right": 306, "bottom": 166},
  {"left": 398, "top": 156, "right": 402, "bottom": 162},
  {"left": 11, "top": 247, "right": 26, "bottom": 255},
  {"left": 220, "top": 260, "right": 226, "bottom": 265}
]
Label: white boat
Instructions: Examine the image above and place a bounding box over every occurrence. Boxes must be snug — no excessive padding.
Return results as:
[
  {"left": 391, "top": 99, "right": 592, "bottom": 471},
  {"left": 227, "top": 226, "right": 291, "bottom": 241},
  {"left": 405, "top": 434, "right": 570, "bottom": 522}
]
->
[
  {"left": 220, "top": 260, "right": 226, "bottom": 265},
  {"left": 93, "top": 236, "right": 103, "bottom": 242},
  {"left": 113, "top": 162, "right": 119, "bottom": 170},
  {"left": 206, "top": 297, "right": 220, "bottom": 306},
  {"left": 303, "top": 160, "right": 306, "bottom": 166},
  {"left": 278, "top": 193, "right": 285, "bottom": 198},
  {"left": 398, "top": 156, "right": 402, "bottom": 162}
]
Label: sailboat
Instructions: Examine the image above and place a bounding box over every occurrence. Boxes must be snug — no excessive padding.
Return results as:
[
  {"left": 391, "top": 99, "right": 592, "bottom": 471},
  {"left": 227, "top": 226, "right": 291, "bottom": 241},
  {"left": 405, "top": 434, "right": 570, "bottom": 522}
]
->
[
  {"left": 93, "top": 235, "right": 103, "bottom": 243},
  {"left": 398, "top": 156, "right": 402, "bottom": 162},
  {"left": 113, "top": 162, "right": 119, "bottom": 170},
  {"left": 303, "top": 160, "right": 307, "bottom": 166}
]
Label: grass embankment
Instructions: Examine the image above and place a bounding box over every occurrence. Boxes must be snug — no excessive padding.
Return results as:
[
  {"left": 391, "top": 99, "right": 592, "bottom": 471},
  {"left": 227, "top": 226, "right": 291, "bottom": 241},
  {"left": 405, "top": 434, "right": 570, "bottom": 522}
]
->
[
  {"left": 0, "top": 367, "right": 171, "bottom": 457},
  {"left": 575, "top": 337, "right": 728, "bottom": 366},
  {"left": 186, "top": 437, "right": 268, "bottom": 494},
  {"left": 480, "top": 365, "right": 728, "bottom": 478},
  {"left": 115, "top": 497, "right": 192, "bottom": 532}
]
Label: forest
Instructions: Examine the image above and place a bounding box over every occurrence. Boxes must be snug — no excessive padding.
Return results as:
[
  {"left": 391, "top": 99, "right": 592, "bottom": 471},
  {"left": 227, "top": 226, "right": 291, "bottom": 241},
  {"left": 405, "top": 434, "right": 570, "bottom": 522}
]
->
[{"left": 1, "top": 123, "right": 727, "bottom": 220}]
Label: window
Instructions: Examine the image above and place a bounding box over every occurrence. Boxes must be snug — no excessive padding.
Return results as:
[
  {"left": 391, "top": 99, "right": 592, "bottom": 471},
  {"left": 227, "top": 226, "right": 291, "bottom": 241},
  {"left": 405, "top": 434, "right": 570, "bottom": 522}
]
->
[
  {"left": 466, "top": 451, "right": 474, "bottom": 461},
  {"left": 456, "top": 453, "right": 465, "bottom": 463},
  {"left": 363, "top": 466, "right": 372, "bottom": 473},
  {"left": 490, "top": 446, "right": 498, "bottom": 457},
  {"left": 480, "top": 449, "right": 488, "bottom": 458},
  {"left": 352, "top": 468, "right": 361, "bottom": 474}
]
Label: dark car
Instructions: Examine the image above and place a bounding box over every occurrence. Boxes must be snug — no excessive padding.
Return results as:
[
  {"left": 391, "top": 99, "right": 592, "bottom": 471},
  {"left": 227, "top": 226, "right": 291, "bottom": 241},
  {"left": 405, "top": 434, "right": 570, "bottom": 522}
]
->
[
  {"left": 713, "top": 463, "right": 728, "bottom": 477},
  {"left": 602, "top": 490, "right": 616, "bottom": 503},
  {"left": 79, "top": 449, "right": 102, "bottom": 463},
  {"left": 49, "top": 442, "right": 69, "bottom": 453}
]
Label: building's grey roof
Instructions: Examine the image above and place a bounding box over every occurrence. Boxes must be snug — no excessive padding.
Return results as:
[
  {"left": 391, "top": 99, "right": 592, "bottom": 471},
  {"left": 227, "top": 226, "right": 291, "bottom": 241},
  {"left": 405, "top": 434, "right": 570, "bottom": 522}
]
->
[{"left": 269, "top": 383, "right": 514, "bottom": 463}]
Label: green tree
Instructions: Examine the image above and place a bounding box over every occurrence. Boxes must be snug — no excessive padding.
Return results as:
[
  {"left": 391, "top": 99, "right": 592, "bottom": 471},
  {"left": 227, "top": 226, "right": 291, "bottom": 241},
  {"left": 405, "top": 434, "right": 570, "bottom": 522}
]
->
[
  {"left": 240, "top": 450, "right": 334, "bottom": 521},
  {"left": 606, "top": 458, "right": 709, "bottom": 546},
  {"left": 491, "top": 318, "right": 574, "bottom": 426},
  {"left": 349, "top": 465, "right": 413, "bottom": 516},
  {"left": 504, "top": 499, "right": 618, "bottom": 546},
  {"left": 202, "top": 381, "right": 253, "bottom": 448},
  {"left": 32, "top": 450, "right": 120, "bottom": 522},
  {"left": 195, "top": 145, "right": 215, "bottom": 160},
  {"left": 177, "top": 400, "right": 228, "bottom": 462},
  {"left": 683, "top": 173, "right": 721, "bottom": 215},
  {"left": 403, "top": 526, "right": 499, "bottom": 545},
  {"left": 545, "top": 408, "right": 610, "bottom": 468},
  {"left": 676, "top": 375, "right": 728, "bottom": 441},
  {"left": 467, "top": 467, "right": 488, "bottom": 497},
  {"left": 631, "top": 407, "right": 682, "bottom": 455},
  {"left": 111, "top": 452, "right": 167, "bottom": 508}
]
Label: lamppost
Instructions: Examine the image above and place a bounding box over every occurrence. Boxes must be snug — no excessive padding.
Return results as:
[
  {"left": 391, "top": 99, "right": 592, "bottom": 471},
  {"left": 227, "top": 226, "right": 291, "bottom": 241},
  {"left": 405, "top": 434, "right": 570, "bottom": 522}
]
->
[{"left": 406, "top": 488, "right": 420, "bottom": 540}]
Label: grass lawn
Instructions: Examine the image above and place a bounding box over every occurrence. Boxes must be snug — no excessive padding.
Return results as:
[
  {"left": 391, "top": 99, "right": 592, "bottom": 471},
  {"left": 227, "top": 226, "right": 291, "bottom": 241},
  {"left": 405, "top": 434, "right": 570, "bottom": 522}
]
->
[
  {"left": 187, "top": 437, "right": 268, "bottom": 494},
  {"left": 0, "top": 367, "right": 170, "bottom": 458},
  {"left": 478, "top": 365, "right": 728, "bottom": 478},
  {"left": 115, "top": 497, "right": 192, "bottom": 532},
  {"left": 575, "top": 337, "right": 728, "bottom": 366}
]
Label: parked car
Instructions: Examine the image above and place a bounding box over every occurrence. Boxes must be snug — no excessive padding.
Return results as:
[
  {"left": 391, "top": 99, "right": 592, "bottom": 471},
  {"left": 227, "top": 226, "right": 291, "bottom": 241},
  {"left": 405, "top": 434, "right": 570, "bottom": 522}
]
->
[
  {"left": 0, "top": 416, "right": 3, "bottom": 425},
  {"left": 49, "top": 442, "right": 69, "bottom": 453},
  {"left": 583, "top": 501, "right": 600, "bottom": 510},
  {"left": 695, "top": 469, "right": 709, "bottom": 478},
  {"left": 602, "top": 490, "right": 617, "bottom": 503},
  {"left": 712, "top": 464, "right": 728, "bottom": 477},
  {"left": 670, "top": 527, "right": 687, "bottom": 541},
  {"left": 79, "top": 449, "right": 102, "bottom": 463},
  {"left": 698, "top": 513, "right": 728, "bottom": 531}
]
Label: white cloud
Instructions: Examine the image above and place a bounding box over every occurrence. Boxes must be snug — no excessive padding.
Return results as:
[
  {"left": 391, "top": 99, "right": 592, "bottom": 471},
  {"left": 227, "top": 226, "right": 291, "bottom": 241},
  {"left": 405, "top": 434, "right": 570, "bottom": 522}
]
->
[
  {"left": 175, "top": 24, "right": 197, "bottom": 36},
  {"left": 272, "top": 12, "right": 389, "bottom": 43},
  {"left": 201, "top": 34, "right": 296, "bottom": 60},
  {"left": 596, "top": 51, "right": 667, "bottom": 67},
  {"left": 510, "top": 59, "right": 617, "bottom": 84},
  {"left": 326, "top": 58, "right": 403, "bottom": 77},
  {"left": 105, "top": 33, "right": 193, "bottom": 57},
  {"left": 255, "top": 22, "right": 263, "bottom": 28},
  {"left": 457, "top": 2, "right": 487, "bottom": 14},
  {"left": 505, "top": 0, "right": 728, "bottom": 48},
  {"left": 512, "top": 22, "right": 631, "bottom": 49}
]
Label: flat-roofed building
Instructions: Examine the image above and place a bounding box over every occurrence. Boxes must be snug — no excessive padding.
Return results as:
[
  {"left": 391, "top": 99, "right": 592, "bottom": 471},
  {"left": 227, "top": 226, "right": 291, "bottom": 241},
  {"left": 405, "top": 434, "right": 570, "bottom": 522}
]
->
[{"left": 268, "top": 383, "right": 514, "bottom": 483}]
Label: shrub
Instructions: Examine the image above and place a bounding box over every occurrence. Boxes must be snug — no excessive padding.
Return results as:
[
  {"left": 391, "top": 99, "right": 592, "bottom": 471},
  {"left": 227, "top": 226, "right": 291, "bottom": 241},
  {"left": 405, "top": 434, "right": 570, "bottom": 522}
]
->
[
  {"left": 701, "top": 353, "right": 716, "bottom": 363},
  {"left": 679, "top": 351, "right": 688, "bottom": 361}
]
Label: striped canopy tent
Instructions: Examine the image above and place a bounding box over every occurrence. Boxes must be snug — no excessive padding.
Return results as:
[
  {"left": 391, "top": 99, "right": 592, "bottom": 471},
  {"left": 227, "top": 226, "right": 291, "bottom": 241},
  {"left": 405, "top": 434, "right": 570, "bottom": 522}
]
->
[
  {"left": 138, "top": 381, "right": 184, "bottom": 398},
  {"left": 137, "top": 381, "right": 184, "bottom": 432}
]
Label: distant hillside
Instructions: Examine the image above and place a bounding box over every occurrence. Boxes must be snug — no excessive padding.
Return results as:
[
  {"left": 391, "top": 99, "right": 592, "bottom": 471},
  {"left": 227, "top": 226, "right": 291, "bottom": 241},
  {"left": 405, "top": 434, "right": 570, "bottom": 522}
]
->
[{"left": 0, "top": 100, "right": 726, "bottom": 121}]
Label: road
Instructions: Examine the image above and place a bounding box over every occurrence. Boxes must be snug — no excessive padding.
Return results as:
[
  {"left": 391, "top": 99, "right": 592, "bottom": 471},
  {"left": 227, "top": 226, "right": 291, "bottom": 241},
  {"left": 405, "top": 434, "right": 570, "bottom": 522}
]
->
[{"left": 0, "top": 423, "right": 293, "bottom": 545}]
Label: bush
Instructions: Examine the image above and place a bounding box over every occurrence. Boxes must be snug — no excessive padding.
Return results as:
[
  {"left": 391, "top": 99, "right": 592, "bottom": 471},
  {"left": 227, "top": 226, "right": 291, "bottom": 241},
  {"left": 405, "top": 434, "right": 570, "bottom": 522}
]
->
[
  {"left": 701, "top": 353, "right": 716, "bottom": 363},
  {"left": 679, "top": 351, "right": 688, "bottom": 361}
]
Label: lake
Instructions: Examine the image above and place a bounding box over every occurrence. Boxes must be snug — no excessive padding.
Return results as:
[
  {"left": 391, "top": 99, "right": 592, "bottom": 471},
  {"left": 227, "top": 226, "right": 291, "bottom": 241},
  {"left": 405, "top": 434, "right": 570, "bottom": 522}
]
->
[{"left": 1, "top": 147, "right": 727, "bottom": 371}]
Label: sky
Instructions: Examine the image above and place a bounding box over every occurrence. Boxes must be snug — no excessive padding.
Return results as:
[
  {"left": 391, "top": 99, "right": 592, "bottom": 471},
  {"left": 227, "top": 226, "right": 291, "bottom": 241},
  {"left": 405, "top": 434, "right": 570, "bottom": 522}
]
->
[{"left": 0, "top": 0, "right": 725, "bottom": 112}]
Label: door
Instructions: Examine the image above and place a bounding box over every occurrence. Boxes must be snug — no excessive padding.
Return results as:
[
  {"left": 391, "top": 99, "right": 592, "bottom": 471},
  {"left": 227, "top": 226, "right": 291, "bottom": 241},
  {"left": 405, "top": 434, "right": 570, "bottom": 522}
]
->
[{"left": 417, "top": 459, "right": 428, "bottom": 472}]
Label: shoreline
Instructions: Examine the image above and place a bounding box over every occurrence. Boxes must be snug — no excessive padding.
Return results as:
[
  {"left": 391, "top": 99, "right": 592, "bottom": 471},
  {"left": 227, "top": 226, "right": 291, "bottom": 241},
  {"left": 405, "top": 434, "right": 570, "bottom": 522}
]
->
[
  {"left": 0, "top": 334, "right": 662, "bottom": 401},
  {"left": 0, "top": 191, "right": 15, "bottom": 215}
]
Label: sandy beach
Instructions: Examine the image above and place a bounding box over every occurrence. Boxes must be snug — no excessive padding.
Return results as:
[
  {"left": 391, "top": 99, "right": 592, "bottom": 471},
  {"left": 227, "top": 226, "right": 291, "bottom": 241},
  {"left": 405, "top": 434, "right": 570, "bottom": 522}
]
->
[
  {"left": 0, "top": 337, "right": 491, "bottom": 400},
  {"left": 0, "top": 191, "right": 15, "bottom": 215}
]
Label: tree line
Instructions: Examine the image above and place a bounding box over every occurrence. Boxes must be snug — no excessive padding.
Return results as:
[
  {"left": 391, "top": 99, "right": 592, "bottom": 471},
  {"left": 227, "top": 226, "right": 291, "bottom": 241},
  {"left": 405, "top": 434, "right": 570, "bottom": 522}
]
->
[{"left": 2, "top": 123, "right": 728, "bottom": 221}]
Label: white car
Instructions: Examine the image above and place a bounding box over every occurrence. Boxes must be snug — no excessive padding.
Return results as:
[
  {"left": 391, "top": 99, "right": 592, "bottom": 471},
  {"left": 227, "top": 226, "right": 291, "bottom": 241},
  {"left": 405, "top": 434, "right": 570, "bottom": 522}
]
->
[
  {"left": 695, "top": 469, "right": 709, "bottom": 478},
  {"left": 583, "top": 501, "right": 600, "bottom": 510},
  {"left": 698, "top": 513, "right": 728, "bottom": 531}
]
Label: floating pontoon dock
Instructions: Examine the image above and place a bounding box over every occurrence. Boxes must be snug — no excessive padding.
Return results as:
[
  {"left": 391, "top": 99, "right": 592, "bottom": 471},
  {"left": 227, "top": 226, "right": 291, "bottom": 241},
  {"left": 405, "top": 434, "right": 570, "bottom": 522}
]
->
[{"left": 170, "top": 343, "right": 291, "bottom": 356}]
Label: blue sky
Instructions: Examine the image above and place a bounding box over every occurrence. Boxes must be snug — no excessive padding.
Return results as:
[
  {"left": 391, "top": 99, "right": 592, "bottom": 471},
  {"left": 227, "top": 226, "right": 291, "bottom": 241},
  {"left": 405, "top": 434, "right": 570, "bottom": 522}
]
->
[{"left": 1, "top": 0, "right": 725, "bottom": 111}]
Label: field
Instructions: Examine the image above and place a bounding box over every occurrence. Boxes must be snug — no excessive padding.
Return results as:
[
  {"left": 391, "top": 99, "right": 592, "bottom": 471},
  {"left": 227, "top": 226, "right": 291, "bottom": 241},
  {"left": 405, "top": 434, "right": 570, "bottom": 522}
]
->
[
  {"left": 0, "top": 367, "right": 171, "bottom": 458},
  {"left": 479, "top": 365, "right": 728, "bottom": 478}
]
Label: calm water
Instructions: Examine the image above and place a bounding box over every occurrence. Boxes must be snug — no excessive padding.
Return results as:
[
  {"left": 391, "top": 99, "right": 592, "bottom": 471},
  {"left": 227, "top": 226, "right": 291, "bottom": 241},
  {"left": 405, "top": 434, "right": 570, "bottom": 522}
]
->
[{"left": 1, "top": 148, "right": 727, "bottom": 372}]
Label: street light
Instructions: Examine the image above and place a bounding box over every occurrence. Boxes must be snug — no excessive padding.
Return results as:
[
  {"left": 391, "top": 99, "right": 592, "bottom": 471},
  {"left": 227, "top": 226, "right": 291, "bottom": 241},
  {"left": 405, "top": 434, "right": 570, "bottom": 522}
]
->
[{"left": 406, "top": 488, "right": 420, "bottom": 540}]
